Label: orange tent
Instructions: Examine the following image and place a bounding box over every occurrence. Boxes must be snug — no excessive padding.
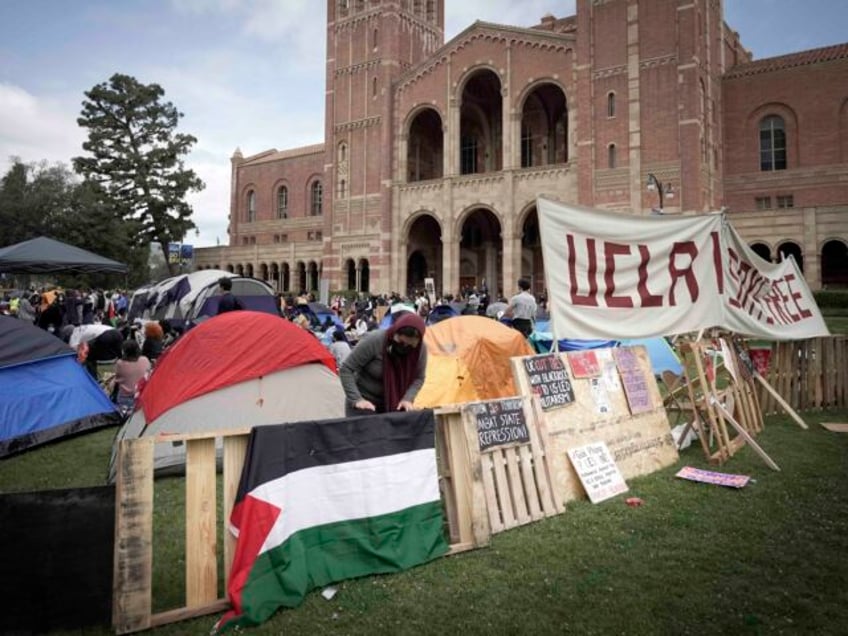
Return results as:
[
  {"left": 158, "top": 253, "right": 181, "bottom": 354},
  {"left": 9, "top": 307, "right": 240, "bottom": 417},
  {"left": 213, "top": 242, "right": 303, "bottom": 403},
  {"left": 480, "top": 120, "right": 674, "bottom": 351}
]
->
[{"left": 415, "top": 315, "right": 534, "bottom": 408}]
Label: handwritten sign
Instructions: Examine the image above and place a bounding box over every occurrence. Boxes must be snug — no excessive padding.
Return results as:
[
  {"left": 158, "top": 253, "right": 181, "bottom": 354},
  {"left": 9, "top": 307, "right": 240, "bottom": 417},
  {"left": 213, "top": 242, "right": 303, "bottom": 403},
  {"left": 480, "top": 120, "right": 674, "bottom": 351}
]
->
[
  {"left": 467, "top": 398, "right": 530, "bottom": 452},
  {"left": 675, "top": 466, "right": 750, "bottom": 488},
  {"left": 613, "top": 347, "right": 653, "bottom": 414},
  {"left": 523, "top": 354, "right": 575, "bottom": 411},
  {"left": 567, "top": 350, "right": 601, "bottom": 378},
  {"left": 567, "top": 442, "right": 628, "bottom": 503}
]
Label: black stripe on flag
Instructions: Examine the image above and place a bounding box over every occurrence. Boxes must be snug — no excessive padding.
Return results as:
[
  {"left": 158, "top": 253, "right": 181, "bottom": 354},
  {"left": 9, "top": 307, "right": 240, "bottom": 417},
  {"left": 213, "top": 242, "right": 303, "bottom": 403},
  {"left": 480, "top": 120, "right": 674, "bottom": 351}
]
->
[{"left": 235, "top": 409, "right": 436, "bottom": 500}]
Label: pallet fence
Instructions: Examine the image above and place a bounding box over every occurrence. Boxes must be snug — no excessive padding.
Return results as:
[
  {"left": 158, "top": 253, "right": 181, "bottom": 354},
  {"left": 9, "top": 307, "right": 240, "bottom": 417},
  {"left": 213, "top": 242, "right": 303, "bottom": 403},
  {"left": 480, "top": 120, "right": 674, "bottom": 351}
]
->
[
  {"left": 757, "top": 336, "right": 848, "bottom": 415},
  {"left": 113, "top": 411, "right": 494, "bottom": 634}
]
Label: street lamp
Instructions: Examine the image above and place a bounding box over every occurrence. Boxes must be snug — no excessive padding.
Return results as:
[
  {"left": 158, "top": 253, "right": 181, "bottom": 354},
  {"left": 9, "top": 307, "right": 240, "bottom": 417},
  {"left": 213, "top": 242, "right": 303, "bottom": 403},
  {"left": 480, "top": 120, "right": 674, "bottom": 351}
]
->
[{"left": 646, "top": 173, "right": 674, "bottom": 213}]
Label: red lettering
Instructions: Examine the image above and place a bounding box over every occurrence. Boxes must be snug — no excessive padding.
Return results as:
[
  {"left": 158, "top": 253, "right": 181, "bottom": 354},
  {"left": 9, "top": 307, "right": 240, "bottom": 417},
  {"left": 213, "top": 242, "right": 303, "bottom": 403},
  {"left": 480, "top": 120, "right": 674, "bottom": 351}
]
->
[
  {"left": 604, "top": 242, "right": 633, "bottom": 308},
  {"left": 710, "top": 231, "right": 723, "bottom": 293},
  {"left": 567, "top": 234, "right": 599, "bottom": 306},
  {"left": 668, "top": 242, "right": 699, "bottom": 305},
  {"left": 783, "top": 273, "right": 813, "bottom": 319},
  {"left": 637, "top": 245, "right": 663, "bottom": 307}
]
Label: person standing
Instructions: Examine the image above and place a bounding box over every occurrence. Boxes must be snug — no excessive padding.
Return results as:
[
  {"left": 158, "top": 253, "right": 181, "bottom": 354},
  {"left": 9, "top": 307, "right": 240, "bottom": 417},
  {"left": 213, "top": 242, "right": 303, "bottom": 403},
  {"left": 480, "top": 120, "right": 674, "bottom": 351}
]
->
[
  {"left": 217, "top": 277, "right": 244, "bottom": 314},
  {"left": 339, "top": 312, "right": 428, "bottom": 417},
  {"left": 504, "top": 278, "right": 537, "bottom": 338}
]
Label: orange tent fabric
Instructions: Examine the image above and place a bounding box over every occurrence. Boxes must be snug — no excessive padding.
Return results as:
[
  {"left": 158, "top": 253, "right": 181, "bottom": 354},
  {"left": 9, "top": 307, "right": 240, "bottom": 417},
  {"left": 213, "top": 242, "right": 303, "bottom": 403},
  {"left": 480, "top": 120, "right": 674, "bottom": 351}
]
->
[{"left": 415, "top": 316, "right": 534, "bottom": 408}]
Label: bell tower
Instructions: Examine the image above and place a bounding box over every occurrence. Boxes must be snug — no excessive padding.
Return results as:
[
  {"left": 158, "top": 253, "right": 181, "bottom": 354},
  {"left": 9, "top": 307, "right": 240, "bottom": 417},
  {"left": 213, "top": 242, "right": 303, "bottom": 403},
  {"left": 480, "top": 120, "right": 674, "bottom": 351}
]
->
[{"left": 323, "top": 0, "right": 444, "bottom": 292}]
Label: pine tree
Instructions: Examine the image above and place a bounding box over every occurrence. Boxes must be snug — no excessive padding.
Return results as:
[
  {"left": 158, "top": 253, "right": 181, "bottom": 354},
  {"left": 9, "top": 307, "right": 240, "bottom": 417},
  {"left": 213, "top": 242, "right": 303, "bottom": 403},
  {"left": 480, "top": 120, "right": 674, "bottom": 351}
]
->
[{"left": 73, "top": 73, "right": 204, "bottom": 276}]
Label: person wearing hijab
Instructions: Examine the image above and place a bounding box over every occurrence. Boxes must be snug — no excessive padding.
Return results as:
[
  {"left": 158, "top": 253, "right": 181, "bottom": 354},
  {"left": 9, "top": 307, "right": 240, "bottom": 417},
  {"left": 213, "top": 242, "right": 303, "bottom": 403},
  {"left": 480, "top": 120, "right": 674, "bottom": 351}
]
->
[{"left": 339, "top": 312, "right": 428, "bottom": 417}]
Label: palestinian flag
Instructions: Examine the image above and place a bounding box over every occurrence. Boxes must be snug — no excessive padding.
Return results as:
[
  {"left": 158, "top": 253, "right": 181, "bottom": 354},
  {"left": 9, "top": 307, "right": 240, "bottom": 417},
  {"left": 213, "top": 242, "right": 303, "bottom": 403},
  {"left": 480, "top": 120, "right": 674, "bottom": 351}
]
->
[{"left": 215, "top": 410, "right": 448, "bottom": 632}]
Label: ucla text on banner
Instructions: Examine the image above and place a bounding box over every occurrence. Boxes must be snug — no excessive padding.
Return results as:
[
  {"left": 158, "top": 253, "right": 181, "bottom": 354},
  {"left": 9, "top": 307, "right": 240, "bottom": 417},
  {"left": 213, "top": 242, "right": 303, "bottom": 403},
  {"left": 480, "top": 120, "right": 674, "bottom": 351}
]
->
[{"left": 536, "top": 198, "right": 829, "bottom": 341}]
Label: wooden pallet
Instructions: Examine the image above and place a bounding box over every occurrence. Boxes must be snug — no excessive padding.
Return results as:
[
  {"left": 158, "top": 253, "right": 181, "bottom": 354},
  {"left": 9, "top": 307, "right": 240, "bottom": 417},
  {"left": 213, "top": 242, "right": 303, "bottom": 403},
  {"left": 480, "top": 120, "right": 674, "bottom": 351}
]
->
[{"left": 459, "top": 398, "right": 564, "bottom": 534}]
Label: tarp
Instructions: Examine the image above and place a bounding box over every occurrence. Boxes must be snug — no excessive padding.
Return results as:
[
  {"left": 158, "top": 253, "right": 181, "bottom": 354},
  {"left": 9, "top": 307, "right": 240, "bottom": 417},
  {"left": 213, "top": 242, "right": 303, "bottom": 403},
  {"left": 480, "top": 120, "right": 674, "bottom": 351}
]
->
[
  {"left": 537, "top": 198, "right": 829, "bottom": 341},
  {"left": 0, "top": 236, "right": 127, "bottom": 274},
  {"left": 0, "top": 316, "right": 120, "bottom": 457},
  {"left": 415, "top": 316, "right": 534, "bottom": 408}
]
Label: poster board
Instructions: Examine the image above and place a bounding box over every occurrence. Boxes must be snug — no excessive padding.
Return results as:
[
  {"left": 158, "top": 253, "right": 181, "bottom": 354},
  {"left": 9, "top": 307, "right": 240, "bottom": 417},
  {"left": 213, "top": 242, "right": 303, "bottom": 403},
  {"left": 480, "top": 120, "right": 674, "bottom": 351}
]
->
[
  {"left": 511, "top": 345, "right": 678, "bottom": 503},
  {"left": 567, "top": 442, "right": 628, "bottom": 503}
]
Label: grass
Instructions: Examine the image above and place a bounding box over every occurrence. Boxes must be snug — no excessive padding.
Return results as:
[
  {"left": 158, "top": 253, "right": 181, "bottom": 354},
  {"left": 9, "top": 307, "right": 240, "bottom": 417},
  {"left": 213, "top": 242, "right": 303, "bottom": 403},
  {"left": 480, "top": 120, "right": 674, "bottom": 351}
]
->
[{"left": 2, "top": 408, "right": 848, "bottom": 635}]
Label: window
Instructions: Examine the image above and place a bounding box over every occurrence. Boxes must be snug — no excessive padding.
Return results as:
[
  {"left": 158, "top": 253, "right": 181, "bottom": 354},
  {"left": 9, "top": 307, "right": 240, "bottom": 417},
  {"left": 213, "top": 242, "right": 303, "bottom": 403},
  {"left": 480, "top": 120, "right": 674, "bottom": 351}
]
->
[
  {"left": 372, "top": 76, "right": 378, "bottom": 97},
  {"left": 373, "top": 28, "right": 378, "bottom": 49},
  {"left": 338, "top": 142, "right": 347, "bottom": 162},
  {"left": 607, "top": 92, "right": 615, "bottom": 118},
  {"left": 777, "top": 195, "right": 794, "bottom": 209},
  {"left": 242, "top": 237, "right": 249, "bottom": 246},
  {"left": 460, "top": 136, "right": 477, "bottom": 174},
  {"left": 273, "top": 234, "right": 280, "bottom": 244},
  {"left": 277, "top": 186, "right": 288, "bottom": 219},
  {"left": 250, "top": 236, "right": 256, "bottom": 245},
  {"left": 521, "top": 124, "right": 533, "bottom": 168},
  {"left": 608, "top": 144, "right": 617, "bottom": 169},
  {"left": 339, "top": 179, "right": 346, "bottom": 198},
  {"left": 755, "top": 196, "right": 772, "bottom": 210},
  {"left": 426, "top": 0, "right": 435, "bottom": 21},
  {"left": 316, "top": 230, "right": 322, "bottom": 241},
  {"left": 760, "top": 115, "right": 787, "bottom": 171},
  {"left": 311, "top": 181, "right": 323, "bottom": 216},
  {"left": 280, "top": 233, "right": 288, "bottom": 242},
  {"left": 246, "top": 190, "right": 256, "bottom": 222}
]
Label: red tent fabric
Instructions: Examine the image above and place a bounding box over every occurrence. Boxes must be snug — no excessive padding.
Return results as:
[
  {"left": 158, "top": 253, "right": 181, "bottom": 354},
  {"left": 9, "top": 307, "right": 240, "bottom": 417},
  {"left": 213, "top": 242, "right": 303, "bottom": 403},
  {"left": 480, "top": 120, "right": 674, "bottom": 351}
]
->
[{"left": 138, "top": 311, "right": 336, "bottom": 424}]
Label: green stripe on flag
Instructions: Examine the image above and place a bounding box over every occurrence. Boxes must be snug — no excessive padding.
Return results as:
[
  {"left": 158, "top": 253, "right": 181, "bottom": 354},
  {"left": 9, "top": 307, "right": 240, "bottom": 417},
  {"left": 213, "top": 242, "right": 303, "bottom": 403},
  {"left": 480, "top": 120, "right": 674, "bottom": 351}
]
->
[{"left": 232, "top": 501, "right": 448, "bottom": 628}]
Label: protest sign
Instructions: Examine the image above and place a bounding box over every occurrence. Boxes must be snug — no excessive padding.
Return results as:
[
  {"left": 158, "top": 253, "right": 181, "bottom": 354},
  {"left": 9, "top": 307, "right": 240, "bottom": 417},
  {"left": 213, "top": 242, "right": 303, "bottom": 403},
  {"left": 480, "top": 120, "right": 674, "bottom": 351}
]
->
[
  {"left": 523, "top": 354, "right": 575, "bottom": 411},
  {"left": 567, "top": 442, "right": 628, "bottom": 503}
]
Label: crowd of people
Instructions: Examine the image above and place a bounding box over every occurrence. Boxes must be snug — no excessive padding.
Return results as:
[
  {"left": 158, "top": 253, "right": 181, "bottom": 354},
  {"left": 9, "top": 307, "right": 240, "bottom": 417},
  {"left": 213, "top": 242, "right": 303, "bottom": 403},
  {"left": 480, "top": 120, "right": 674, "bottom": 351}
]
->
[{"left": 2, "top": 276, "right": 544, "bottom": 418}]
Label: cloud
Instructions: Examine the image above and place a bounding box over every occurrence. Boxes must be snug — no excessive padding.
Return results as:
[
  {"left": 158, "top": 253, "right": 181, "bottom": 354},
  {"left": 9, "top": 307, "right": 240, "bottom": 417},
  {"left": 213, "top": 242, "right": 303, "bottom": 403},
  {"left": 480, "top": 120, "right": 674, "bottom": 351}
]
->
[
  {"left": 0, "top": 83, "right": 84, "bottom": 173},
  {"left": 445, "top": 0, "right": 576, "bottom": 38}
]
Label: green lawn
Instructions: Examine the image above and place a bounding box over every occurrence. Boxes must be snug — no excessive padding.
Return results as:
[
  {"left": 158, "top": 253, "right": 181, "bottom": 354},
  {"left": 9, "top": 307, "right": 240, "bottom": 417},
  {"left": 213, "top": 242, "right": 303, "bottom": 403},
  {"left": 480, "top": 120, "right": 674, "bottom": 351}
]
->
[{"left": 2, "top": 408, "right": 848, "bottom": 635}]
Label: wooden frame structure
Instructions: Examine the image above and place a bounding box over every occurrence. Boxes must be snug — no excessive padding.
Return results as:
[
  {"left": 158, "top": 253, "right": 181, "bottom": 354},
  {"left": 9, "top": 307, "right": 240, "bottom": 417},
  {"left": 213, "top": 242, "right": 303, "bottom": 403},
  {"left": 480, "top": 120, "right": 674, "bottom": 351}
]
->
[
  {"left": 112, "top": 410, "right": 493, "bottom": 634},
  {"left": 676, "top": 338, "right": 773, "bottom": 468}
]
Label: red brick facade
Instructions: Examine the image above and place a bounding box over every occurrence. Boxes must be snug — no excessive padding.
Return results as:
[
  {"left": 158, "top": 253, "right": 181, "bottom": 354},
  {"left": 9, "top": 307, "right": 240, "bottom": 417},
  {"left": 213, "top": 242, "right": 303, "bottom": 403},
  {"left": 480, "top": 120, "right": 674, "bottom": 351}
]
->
[{"left": 195, "top": 0, "right": 848, "bottom": 293}]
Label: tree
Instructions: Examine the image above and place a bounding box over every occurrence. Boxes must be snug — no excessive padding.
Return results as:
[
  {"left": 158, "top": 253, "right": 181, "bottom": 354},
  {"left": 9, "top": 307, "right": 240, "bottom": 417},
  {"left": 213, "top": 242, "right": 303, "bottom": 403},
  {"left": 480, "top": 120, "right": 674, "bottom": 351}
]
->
[{"left": 73, "top": 73, "right": 204, "bottom": 276}]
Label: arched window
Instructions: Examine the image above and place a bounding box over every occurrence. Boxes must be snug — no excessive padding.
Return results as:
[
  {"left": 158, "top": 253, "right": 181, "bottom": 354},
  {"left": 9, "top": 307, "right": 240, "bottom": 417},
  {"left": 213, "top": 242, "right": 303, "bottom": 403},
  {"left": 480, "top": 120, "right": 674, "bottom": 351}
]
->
[
  {"left": 607, "top": 92, "right": 615, "bottom": 118},
  {"left": 338, "top": 142, "right": 347, "bottom": 162},
  {"left": 372, "top": 76, "right": 378, "bottom": 97},
  {"left": 608, "top": 144, "right": 617, "bottom": 169},
  {"left": 373, "top": 28, "right": 378, "bottom": 49},
  {"left": 339, "top": 179, "right": 346, "bottom": 198},
  {"left": 311, "top": 181, "right": 323, "bottom": 216},
  {"left": 246, "top": 190, "right": 256, "bottom": 222},
  {"left": 277, "top": 186, "right": 288, "bottom": 219},
  {"left": 760, "top": 115, "right": 786, "bottom": 171}
]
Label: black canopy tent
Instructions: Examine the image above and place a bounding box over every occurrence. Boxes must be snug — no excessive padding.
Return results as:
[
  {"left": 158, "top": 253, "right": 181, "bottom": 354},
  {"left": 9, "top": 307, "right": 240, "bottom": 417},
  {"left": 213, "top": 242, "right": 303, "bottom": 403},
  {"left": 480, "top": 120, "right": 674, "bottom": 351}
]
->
[{"left": 0, "top": 237, "right": 128, "bottom": 274}]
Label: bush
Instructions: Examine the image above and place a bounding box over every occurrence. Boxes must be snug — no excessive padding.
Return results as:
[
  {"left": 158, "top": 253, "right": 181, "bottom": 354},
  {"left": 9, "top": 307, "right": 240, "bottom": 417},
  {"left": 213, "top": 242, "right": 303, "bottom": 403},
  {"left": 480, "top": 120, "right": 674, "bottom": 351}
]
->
[{"left": 813, "top": 289, "right": 848, "bottom": 310}]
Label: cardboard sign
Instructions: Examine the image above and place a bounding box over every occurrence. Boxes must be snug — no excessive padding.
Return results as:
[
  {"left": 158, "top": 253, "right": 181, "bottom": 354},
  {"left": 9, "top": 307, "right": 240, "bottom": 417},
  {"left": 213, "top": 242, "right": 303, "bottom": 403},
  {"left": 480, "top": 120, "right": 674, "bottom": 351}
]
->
[
  {"left": 748, "top": 348, "right": 771, "bottom": 376},
  {"left": 613, "top": 347, "right": 653, "bottom": 414},
  {"left": 567, "top": 351, "right": 601, "bottom": 378},
  {"left": 567, "top": 442, "right": 628, "bottom": 503},
  {"left": 675, "top": 466, "right": 750, "bottom": 488},
  {"left": 468, "top": 398, "right": 530, "bottom": 452},
  {"left": 523, "top": 354, "right": 575, "bottom": 411}
]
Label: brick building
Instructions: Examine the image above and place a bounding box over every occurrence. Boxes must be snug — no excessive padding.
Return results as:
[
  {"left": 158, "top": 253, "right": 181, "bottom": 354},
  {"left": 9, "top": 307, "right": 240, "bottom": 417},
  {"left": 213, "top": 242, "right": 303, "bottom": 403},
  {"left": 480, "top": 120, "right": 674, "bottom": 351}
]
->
[{"left": 195, "top": 0, "right": 848, "bottom": 296}]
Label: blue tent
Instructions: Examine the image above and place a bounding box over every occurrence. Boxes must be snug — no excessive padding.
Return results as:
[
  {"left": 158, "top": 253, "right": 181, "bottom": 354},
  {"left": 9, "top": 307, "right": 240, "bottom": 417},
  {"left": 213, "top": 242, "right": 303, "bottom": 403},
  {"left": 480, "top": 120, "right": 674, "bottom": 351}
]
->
[
  {"left": 619, "top": 337, "right": 683, "bottom": 376},
  {"left": 426, "top": 304, "right": 459, "bottom": 326},
  {"left": 0, "top": 316, "right": 120, "bottom": 457}
]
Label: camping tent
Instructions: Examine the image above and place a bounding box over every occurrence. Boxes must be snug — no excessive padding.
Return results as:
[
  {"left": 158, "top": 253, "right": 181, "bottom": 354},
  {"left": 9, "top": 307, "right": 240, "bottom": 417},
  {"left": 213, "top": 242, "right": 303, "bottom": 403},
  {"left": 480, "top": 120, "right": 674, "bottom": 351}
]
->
[
  {"left": 414, "top": 315, "right": 535, "bottom": 408},
  {"left": 0, "top": 236, "right": 127, "bottom": 274},
  {"left": 128, "top": 270, "right": 278, "bottom": 325},
  {"left": 109, "top": 311, "right": 345, "bottom": 477},
  {"left": 0, "top": 316, "right": 120, "bottom": 457}
]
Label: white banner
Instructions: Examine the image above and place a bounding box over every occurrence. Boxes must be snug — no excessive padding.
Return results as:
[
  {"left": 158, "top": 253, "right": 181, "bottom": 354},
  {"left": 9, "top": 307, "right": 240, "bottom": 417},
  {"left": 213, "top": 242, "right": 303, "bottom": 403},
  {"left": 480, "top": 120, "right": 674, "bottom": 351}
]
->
[{"left": 536, "top": 198, "right": 829, "bottom": 341}]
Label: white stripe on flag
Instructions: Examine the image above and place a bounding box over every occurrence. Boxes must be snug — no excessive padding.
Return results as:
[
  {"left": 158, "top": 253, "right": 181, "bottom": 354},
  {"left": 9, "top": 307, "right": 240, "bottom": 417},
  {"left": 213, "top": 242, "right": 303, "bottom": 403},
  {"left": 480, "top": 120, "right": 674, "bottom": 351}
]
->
[{"left": 251, "top": 448, "right": 440, "bottom": 555}]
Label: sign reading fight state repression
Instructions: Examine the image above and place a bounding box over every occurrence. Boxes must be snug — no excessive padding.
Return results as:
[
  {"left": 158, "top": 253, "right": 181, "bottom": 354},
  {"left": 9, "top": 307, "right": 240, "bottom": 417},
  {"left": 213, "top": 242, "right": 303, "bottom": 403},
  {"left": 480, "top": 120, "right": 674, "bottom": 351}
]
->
[{"left": 468, "top": 398, "right": 530, "bottom": 452}]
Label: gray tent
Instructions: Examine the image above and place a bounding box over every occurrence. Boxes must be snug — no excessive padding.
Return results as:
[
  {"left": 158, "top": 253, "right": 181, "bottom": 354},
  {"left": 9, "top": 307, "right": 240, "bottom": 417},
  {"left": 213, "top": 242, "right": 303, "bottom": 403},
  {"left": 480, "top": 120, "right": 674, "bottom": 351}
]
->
[{"left": 0, "top": 237, "right": 128, "bottom": 274}]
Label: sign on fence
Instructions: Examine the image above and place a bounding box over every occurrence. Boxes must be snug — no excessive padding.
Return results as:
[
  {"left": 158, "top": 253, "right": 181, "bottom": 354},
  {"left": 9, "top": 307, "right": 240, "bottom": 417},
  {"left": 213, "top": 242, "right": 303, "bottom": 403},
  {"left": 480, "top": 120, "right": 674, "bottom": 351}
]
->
[
  {"left": 522, "top": 354, "right": 575, "bottom": 410},
  {"left": 468, "top": 398, "right": 530, "bottom": 452}
]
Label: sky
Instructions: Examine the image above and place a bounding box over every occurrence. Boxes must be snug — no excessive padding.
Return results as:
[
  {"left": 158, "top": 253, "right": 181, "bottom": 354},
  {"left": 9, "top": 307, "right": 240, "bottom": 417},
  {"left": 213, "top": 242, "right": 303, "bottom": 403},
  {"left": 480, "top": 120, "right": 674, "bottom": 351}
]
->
[{"left": 1, "top": 0, "right": 846, "bottom": 248}]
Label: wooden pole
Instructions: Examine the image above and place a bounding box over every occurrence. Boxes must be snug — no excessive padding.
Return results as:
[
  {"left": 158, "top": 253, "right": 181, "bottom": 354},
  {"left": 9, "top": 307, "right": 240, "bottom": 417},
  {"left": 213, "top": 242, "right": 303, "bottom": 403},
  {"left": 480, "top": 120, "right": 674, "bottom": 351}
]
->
[{"left": 753, "top": 372, "right": 809, "bottom": 430}]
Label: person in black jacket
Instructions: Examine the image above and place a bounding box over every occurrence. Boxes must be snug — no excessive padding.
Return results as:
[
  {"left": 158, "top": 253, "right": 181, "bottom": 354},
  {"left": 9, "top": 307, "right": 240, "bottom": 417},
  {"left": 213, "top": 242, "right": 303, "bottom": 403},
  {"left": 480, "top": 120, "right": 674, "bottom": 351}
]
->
[{"left": 217, "top": 277, "right": 244, "bottom": 314}]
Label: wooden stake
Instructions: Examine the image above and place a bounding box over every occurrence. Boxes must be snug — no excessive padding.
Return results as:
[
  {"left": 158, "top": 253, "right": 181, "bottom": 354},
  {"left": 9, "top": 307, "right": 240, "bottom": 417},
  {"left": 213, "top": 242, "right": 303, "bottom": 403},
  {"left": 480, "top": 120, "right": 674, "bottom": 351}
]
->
[
  {"left": 711, "top": 395, "right": 780, "bottom": 471},
  {"left": 754, "top": 372, "right": 809, "bottom": 430}
]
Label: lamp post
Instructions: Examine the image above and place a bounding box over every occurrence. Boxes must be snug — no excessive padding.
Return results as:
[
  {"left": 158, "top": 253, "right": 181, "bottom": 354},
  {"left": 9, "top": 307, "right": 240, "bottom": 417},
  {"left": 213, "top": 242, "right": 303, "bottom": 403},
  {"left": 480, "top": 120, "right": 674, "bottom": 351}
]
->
[{"left": 646, "top": 173, "right": 673, "bottom": 213}]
